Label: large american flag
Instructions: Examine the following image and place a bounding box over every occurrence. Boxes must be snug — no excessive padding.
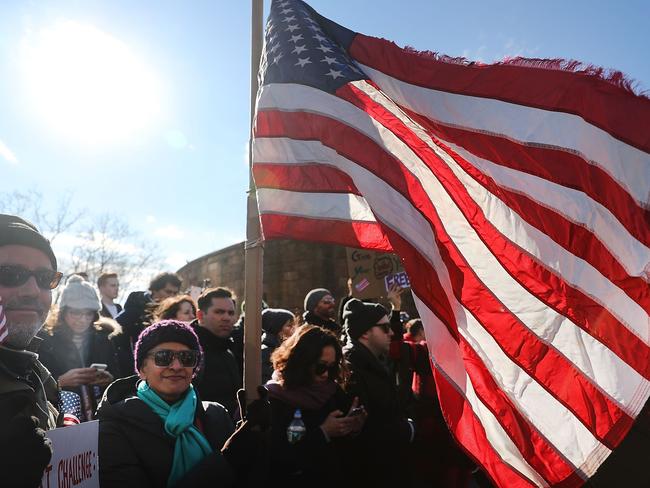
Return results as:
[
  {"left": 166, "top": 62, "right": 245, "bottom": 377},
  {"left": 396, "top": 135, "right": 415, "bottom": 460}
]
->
[{"left": 252, "top": 1, "right": 650, "bottom": 486}]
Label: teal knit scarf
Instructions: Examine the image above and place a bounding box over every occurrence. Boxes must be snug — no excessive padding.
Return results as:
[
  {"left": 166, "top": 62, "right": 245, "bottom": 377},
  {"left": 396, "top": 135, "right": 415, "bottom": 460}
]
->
[{"left": 137, "top": 381, "right": 213, "bottom": 487}]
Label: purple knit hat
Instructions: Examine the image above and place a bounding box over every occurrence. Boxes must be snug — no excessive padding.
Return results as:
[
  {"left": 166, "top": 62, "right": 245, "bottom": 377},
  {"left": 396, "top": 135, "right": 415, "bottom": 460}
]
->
[{"left": 134, "top": 320, "right": 203, "bottom": 375}]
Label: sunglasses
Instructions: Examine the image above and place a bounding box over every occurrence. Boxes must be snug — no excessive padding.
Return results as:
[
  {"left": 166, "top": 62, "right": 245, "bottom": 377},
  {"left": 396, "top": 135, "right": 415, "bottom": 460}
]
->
[
  {"left": 0, "top": 265, "right": 63, "bottom": 290},
  {"left": 314, "top": 361, "right": 338, "bottom": 376},
  {"left": 376, "top": 323, "right": 391, "bottom": 334},
  {"left": 147, "top": 349, "right": 199, "bottom": 368}
]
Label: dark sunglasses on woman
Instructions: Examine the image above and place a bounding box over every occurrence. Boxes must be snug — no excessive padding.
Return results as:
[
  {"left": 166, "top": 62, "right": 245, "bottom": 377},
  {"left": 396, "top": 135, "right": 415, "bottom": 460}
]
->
[
  {"left": 313, "top": 361, "right": 338, "bottom": 376},
  {"left": 147, "top": 349, "right": 199, "bottom": 368},
  {"left": 0, "top": 265, "right": 63, "bottom": 290}
]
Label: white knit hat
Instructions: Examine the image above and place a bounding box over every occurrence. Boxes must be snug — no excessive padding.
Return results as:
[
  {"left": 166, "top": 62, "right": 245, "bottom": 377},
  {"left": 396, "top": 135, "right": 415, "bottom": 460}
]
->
[{"left": 59, "top": 275, "right": 101, "bottom": 311}]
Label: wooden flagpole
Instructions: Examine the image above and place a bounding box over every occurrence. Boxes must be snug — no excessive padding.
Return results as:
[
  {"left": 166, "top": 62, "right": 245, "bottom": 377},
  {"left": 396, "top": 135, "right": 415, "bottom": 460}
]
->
[{"left": 243, "top": 0, "right": 265, "bottom": 401}]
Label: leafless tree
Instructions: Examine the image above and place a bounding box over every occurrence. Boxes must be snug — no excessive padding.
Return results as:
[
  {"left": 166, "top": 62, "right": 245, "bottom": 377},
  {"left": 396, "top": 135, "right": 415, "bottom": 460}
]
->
[{"left": 0, "top": 191, "right": 162, "bottom": 296}]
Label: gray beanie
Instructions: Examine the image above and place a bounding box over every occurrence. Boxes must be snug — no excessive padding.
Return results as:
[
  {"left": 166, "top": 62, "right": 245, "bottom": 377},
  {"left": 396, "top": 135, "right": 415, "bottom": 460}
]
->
[
  {"left": 59, "top": 275, "right": 101, "bottom": 311},
  {"left": 304, "top": 288, "right": 332, "bottom": 313}
]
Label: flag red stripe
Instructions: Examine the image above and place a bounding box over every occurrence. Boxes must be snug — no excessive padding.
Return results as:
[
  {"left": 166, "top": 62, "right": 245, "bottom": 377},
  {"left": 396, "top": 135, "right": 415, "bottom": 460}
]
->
[
  {"left": 259, "top": 213, "right": 393, "bottom": 252},
  {"left": 335, "top": 84, "right": 650, "bottom": 379},
  {"left": 349, "top": 33, "right": 650, "bottom": 154},
  {"left": 405, "top": 111, "right": 650, "bottom": 249},
  {"left": 254, "top": 162, "right": 361, "bottom": 195}
]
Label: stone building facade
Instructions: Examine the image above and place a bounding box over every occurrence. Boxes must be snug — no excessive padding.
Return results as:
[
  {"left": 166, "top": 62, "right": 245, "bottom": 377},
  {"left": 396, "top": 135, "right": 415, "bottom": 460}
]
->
[{"left": 176, "top": 239, "right": 349, "bottom": 314}]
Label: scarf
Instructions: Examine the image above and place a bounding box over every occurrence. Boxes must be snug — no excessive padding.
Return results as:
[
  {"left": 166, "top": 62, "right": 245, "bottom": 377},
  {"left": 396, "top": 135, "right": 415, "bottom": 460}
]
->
[
  {"left": 137, "top": 381, "right": 213, "bottom": 487},
  {"left": 266, "top": 375, "right": 337, "bottom": 410}
]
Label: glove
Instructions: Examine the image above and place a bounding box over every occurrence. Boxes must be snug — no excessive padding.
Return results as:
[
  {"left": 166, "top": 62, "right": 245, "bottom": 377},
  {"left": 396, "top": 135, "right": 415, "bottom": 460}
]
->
[{"left": 0, "top": 415, "right": 53, "bottom": 487}]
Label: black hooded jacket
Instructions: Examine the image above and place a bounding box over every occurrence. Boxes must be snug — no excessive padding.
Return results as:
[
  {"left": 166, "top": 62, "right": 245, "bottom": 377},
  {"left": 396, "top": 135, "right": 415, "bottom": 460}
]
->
[{"left": 96, "top": 375, "right": 235, "bottom": 488}]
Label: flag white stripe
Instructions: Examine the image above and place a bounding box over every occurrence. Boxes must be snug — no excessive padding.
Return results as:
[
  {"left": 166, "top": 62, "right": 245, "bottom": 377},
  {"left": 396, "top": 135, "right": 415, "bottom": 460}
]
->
[
  {"left": 350, "top": 80, "right": 649, "bottom": 344},
  {"left": 358, "top": 63, "right": 650, "bottom": 208},
  {"left": 442, "top": 139, "right": 650, "bottom": 280},
  {"left": 257, "top": 188, "right": 376, "bottom": 222},
  {"left": 255, "top": 143, "right": 628, "bottom": 469}
]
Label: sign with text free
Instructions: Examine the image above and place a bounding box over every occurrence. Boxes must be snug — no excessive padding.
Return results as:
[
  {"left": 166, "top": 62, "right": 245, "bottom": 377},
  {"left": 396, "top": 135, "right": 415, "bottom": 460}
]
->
[
  {"left": 346, "top": 247, "right": 404, "bottom": 299},
  {"left": 40, "top": 420, "right": 99, "bottom": 488},
  {"left": 384, "top": 271, "right": 411, "bottom": 291}
]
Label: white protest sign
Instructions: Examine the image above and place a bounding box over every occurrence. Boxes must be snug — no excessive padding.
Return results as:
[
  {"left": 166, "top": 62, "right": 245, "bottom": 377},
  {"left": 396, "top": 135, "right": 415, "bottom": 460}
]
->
[{"left": 40, "top": 420, "right": 99, "bottom": 488}]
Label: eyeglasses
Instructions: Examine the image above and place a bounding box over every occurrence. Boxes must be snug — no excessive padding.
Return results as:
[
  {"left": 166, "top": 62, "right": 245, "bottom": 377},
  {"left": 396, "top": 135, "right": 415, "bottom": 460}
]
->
[
  {"left": 147, "top": 349, "right": 199, "bottom": 368},
  {"left": 319, "top": 298, "right": 335, "bottom": 304},
  {"left": 313, "top": 361, "right": 338, "bottom": 376},
  {"left": 67, "top": 309, "right": 96, "bottom": 318},
  {"left": 0, "top": 265, "right": 63, "bottom": 290}
]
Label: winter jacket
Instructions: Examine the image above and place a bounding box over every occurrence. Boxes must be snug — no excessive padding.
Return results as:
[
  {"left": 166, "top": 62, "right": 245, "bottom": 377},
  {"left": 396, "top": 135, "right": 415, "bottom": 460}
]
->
[
  {"left": 267, "top": 382, "right": 353, "bottom": 487},
  {"left": 100, "top": 302, "right": 123, "bottom": 319},
  {"left": 97, "top": 375, "right": 236, "bottom": 488},
  {"left": 0, "top": 339, "right": 60, "bottom": 487},
  {"left": 344, "top": 340, "right": 413, "bottom": 487},
  {"left": 302, "top": 310, "right": 341, "bottom": 335},
  {"left": 190, "top": 320, "right": 242, "bottom": 417},
  {"left": 38, "top": 318, "right": 121, "bottom": 420},
  {"left": 260, "top": 332, "right": 280, "bottom": 384}
]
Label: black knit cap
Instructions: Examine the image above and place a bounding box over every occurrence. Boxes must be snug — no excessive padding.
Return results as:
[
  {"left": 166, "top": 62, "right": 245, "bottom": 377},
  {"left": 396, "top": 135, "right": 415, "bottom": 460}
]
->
[
  {"left": 0, "top": 214, "right": 57, "bottom": 269},
  {"left": 343, "top": 298, "right": 389, "bottom": 341},
  {"left": 262, "top": 308, "right": 295, "bottom": 335},
  {"left": 134, "top": 320, "right": 203, "bottom": 373}
]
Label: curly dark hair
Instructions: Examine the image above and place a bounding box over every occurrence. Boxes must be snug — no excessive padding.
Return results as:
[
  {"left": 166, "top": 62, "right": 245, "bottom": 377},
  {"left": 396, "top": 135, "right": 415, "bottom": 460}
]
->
[
  {"left": 154, "top": 295, "right": 197, "bottom": 322},
  {"left": 271, "top": 325, "right": 347, "bottom": 389}
]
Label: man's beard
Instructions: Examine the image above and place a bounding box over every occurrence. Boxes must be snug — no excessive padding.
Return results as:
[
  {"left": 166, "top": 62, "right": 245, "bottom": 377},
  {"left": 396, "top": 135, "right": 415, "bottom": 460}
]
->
[
  {"left": 4, "top": 319, "right": 44, "bottom": 349},
  {"left": 3, "top": 297, "right": 47, "bottom": 349}
]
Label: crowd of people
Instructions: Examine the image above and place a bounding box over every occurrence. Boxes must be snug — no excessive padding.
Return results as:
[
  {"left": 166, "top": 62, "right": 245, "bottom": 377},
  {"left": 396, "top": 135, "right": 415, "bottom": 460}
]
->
[{"left": 0, "top": 213, "right": 486, "bottom": 488}]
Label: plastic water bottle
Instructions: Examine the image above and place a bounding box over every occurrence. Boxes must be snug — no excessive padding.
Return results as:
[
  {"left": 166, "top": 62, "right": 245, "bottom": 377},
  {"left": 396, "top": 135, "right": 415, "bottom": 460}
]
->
[{"left": 287, "top": 408, "right": 306, "bottom": 444}]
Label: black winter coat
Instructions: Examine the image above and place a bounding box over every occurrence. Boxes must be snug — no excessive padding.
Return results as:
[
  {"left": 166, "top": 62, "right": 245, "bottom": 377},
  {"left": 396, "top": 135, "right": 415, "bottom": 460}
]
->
[
  {"left": 38, "top": 319, "right": 121, "bottom": 420},
  {"left": 302, "top": 311, "right": 341, "bottom": 335},
  {"left": 344, "top": 341, "right": 413, "bottom": 487},
  {"left": 191, "top": 320, "right": 242, "bottom": 417},
  {"left": 97, "top": 376, "right": 236, "bottom": 488},
  {"left": 267, "top": 384, "right": 353, "bottom": 487}
]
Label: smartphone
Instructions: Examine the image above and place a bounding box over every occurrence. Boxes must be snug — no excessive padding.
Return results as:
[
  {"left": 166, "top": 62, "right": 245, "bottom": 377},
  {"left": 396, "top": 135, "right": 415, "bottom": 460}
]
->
[
  {"left": 90, "top": 363, "right": 108, "bottom": 371},
  {"left": 348, "top": 407, "right": 364, "bottom": 417}
]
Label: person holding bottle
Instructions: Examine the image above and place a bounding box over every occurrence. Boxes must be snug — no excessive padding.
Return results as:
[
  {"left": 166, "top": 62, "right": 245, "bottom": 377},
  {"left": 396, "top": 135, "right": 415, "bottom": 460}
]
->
[{"left": 265, "top": 325, "right": 366, "bottom": 487}]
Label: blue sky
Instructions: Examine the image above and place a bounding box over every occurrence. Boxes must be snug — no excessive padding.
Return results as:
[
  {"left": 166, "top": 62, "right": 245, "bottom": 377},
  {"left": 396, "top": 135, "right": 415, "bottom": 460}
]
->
[{"left": 1, "top": 0, "right": 648, "bottom": 286}]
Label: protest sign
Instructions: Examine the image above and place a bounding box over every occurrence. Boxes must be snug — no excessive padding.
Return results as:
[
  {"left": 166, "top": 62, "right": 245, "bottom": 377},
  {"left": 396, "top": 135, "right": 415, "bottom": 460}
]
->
[
  {"left": 346, "top": 248, "right": 404, "bottom": 299},
  {"left": 384, "top": 271, "right": 411, "bottom": 291},
  {"left": 40, "top": 420, "right": 99, "bottom": 488}
]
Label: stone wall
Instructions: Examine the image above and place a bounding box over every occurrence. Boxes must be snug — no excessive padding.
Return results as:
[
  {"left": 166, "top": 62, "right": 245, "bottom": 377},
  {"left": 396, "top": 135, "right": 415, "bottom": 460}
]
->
[{"left": 176, "top": 239, "right": 417, "bottom": 317}]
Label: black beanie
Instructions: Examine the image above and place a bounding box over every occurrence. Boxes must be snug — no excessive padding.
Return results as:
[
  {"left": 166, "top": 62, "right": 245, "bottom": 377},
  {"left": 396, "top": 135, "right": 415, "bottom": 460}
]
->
[
  {"left": 0, "top": 214, "right": 57, "bottom": 269},
  {"left": 262, "top": 308, "right": 295, "bottom": 335},
  {"left": 343, "top": 298, "right": 389, "bottom": 341},
  {"left": 304, "top": 288, "right": 332, "bottom": 313}
]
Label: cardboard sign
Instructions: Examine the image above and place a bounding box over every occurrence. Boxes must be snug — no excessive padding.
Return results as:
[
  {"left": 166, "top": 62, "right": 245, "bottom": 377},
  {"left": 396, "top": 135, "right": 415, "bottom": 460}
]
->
[
  {"left": 346, "top": 248, "right": 405, "bottom": 299},
  {"left": 41, "top": 420, "right": 99, "bottom": 488},
  {"left": 384, "top": 271, "right": 411, "bottom": 291}
]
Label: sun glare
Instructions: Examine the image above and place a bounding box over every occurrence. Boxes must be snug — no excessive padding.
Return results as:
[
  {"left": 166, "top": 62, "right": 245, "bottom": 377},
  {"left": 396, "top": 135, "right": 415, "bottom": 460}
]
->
[{"left": 20, "top": 20, "right": 163, "bottom": 145}]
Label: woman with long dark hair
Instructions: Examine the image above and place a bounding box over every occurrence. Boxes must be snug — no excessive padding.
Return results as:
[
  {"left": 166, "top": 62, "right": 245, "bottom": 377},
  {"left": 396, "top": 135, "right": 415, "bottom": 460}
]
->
[{"left": 266, "top": 325, "right": 366, "bottom": 486}]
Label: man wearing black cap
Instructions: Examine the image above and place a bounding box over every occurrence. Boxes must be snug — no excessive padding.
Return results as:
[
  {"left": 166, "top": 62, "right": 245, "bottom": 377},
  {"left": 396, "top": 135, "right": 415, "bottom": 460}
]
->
[
  {"left": 0, "top": 214, "right": 62, "bottom": 487},
  {"left": 342, "top": 298, "right": 415, "bottom": 487},
  {"left": 302, "top": 287, "right": 341, "bottom": 335}
]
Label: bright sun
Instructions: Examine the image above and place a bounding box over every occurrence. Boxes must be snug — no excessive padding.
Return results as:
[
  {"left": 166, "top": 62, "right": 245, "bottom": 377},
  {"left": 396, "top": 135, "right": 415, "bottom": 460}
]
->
[{"left": 21, "top": 20, "right": 163, "bottom": 145}]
